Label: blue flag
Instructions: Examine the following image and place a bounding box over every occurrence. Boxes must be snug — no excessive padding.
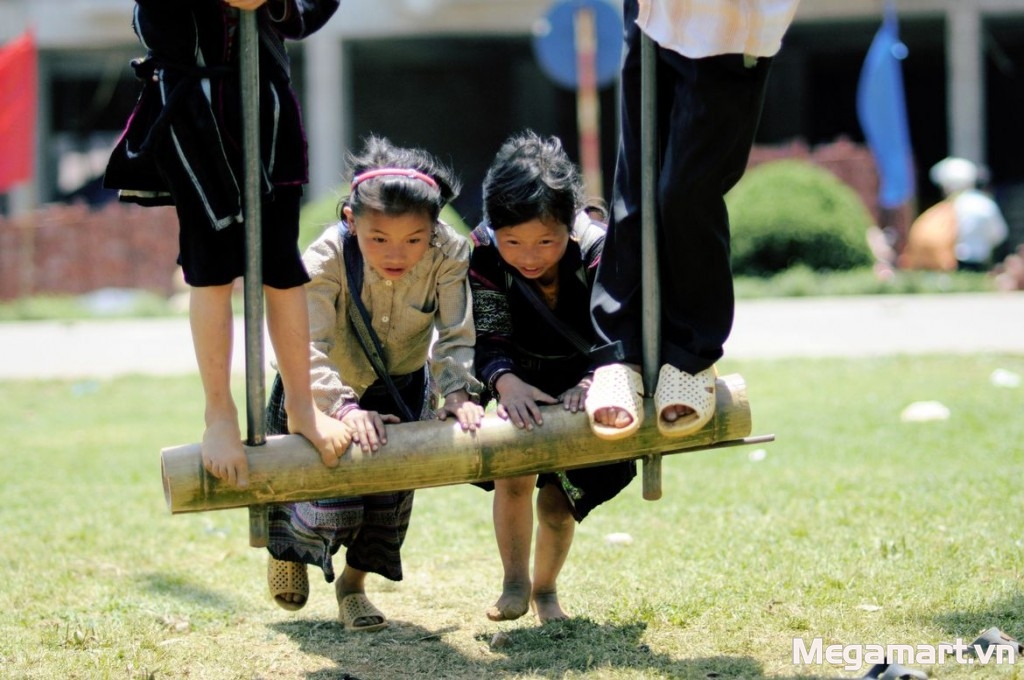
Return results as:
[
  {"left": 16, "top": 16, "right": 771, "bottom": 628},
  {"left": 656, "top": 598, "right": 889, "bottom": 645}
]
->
[{"left": 857, "top": 0, "right": 915, "bottom": 209}]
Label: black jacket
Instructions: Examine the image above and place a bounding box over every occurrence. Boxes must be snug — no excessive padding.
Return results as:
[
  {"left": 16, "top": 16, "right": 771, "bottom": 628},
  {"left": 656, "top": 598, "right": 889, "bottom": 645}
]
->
[{"left": 103, "top": 0, "right": 340, "bottom": 230}]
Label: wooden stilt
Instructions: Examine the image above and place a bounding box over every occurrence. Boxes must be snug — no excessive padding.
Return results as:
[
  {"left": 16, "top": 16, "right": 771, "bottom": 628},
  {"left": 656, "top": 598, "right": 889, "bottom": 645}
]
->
[{"left": 162, "top": 374, "right": 767, "bottom": 514}]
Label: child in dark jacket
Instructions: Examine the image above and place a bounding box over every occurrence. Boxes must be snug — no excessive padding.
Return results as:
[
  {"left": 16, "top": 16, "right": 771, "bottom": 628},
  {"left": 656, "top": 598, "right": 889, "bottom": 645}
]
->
[
  {"left": 104, "top": 0, "right": 350, "bottom": 487},
  {"left": 469, "top": 131, "right": 635, "bottom": 623}
]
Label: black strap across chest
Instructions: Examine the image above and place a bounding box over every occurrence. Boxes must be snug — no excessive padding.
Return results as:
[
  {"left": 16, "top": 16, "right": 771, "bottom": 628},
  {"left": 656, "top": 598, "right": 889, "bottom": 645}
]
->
[{"left": 340, "top": 227, "right": 417, "bottom": 422}]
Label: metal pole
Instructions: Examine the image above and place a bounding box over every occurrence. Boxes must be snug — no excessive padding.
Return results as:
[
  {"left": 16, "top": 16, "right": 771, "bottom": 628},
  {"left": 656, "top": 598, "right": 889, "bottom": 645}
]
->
[
  {"left": 639, "top": 33, "right": 662, "bottom": 501},
  {"left": 239, "top": 9, "right": 269, "bottom": 546}
]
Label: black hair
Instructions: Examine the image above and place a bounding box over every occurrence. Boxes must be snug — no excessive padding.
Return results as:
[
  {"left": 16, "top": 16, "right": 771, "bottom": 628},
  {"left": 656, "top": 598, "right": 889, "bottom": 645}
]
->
[
  {"left": 482, "top": 130, "right": 584, "bottom": 231},
  {"left": 340, "top": 135, "right": 460, "bottom": 222}
]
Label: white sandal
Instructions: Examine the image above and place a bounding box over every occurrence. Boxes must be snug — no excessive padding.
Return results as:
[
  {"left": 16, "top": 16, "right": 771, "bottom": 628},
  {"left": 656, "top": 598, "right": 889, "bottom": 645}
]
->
[
  {"left": 584, "top": 364, "right": 645, "bottom": 440},
  {"left": 654, "top": 365, "right": 717, "bottom": 438}
]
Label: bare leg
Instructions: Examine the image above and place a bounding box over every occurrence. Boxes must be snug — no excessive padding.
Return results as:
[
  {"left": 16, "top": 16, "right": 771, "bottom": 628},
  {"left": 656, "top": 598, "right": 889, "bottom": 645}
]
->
[
  {"left": 531, "top": 483, "right": 574, "bottom": 623},
  {"left": 190, "top": 284, "right": 247, "bottom": 488},
  {"left": 486, "top": 475, "right": 535, "bottom": 621},
  {"left": 264, "top": 285, "right": 351, "bottom": 467}
]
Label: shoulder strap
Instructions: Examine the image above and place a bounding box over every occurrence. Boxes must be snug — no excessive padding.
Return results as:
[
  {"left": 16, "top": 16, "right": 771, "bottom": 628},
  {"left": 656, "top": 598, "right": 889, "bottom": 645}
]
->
[
  {"left": 340, "top": 226, "right": 417, "bottom": 422},
  {"left": 505, "top": 270, "right": 623, "bottom": 366}
]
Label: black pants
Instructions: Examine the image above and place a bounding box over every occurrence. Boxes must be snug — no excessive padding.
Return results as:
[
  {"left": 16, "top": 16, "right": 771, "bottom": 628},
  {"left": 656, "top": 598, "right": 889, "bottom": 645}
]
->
[
  {"left": 168, "top": 178, "right": 309, "bottom": 289},
  {"left": 591, "top": 0, "right": 773, "bottom": 374}
]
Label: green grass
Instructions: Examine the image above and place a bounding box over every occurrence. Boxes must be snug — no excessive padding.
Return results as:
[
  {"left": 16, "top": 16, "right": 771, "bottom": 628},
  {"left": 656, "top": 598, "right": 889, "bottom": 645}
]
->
[
  {"left": 0, "top": 267, "right": 999, "bottom": 324},
  {"left": 733, "top": 266, "right": 998, "bottom": 299},
  {"left": 1, "top": 356, "right": 1023, "bottom": 679},
  {"left": 0, "top": 290, "right": 185, "bottom": 322}
]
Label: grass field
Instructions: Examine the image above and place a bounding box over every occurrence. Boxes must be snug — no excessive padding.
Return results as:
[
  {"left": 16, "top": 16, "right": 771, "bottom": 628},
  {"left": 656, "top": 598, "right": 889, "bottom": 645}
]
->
[{"left": 1, "top": 355, "right": 1022, "bottom": 679}]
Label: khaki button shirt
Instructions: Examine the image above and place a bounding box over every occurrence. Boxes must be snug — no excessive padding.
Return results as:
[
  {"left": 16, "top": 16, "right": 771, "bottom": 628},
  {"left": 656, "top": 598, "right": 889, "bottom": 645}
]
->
[{"left": 303, "top": 221, "right": 483, "bottom": 417}]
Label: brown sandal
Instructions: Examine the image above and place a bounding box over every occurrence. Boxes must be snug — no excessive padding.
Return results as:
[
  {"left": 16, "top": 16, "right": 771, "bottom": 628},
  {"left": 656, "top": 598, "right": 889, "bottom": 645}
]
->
[
  {"left": 267, "top": 557, "right": 308, "bottom": 611},
  {"left": 337, "top": 590, "right": 388, "bottom": 632}
]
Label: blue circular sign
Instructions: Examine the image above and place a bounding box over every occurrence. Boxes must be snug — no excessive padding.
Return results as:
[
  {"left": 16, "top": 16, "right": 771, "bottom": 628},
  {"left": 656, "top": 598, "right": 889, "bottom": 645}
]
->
[{"left": 532, "top": 0, "right": 623, "bottom": 90}]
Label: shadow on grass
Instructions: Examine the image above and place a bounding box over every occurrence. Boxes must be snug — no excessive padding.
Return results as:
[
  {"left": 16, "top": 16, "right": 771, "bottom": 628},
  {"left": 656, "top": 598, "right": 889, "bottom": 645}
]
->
[
  {"left": 136, "top": 572, "right": 239, "bottom": 611},
  {"left": 931, "top": 590, "right": 1024, "bottom": 641},
  {"left": 272, "top": 616, "right": 831, "bottom": 679},
  {"left": 270, "top": 618, "right": 467, "bottom": 680}
]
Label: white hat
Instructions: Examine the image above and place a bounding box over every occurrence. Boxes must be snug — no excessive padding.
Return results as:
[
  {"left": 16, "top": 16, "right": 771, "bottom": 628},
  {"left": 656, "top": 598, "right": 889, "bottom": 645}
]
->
[{"left": 929, "top": 157, "right": 978, "bottom": 194}]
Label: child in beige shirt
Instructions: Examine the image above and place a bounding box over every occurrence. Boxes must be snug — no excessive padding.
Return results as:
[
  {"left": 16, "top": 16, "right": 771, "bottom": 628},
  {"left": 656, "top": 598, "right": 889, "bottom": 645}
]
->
[{"left": 264, "top": 136, "right": 484, "bottom": 631}]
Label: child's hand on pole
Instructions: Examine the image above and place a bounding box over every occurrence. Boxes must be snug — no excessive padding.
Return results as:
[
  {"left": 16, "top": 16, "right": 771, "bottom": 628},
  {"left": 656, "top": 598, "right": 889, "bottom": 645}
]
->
[
  {"left": 559, "top": 373, "right": 592, "bottom": 414},
  {"left": 439, "top": 390, "right": 485, "bottom": 432},
  {"left": 341, "top": 408, "right": 400, "bottom": 454},
  {"left": 493, "top": 374, "right": 558, "bottom": 430}
]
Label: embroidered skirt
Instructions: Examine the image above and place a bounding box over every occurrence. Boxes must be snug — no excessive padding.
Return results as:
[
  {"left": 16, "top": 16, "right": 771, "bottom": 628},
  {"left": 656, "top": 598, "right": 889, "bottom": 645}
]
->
[{"left": 265, "top": 368, "right": 429, "bottom": 583}]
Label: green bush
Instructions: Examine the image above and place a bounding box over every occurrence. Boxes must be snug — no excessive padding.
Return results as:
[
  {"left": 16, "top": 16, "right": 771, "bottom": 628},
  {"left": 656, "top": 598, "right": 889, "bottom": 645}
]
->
[
  {"left": 726, "top": 159, "right": 874, "bottom": 276},
  {"left": 733, "top": 265, "right": 996, "bottom": 298}
]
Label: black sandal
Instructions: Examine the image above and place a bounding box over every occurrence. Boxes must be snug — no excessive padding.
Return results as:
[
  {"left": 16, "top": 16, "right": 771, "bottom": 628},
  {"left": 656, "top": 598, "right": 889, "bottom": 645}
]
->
[
  {"left": 969, "top": 627, "right": 1022, "bottom": 657},
  {"left": 860, "top": 662, "right": 928, "bottom": 680}
]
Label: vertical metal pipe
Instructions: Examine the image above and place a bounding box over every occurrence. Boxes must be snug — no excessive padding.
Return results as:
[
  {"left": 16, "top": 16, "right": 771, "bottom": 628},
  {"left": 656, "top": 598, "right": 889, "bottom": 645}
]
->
[
  {"left": 639, "top": 34, "right": 662, "bottom": 500},
  {"left": 239, "top": 9, "right": 269, "bottom": 546}
]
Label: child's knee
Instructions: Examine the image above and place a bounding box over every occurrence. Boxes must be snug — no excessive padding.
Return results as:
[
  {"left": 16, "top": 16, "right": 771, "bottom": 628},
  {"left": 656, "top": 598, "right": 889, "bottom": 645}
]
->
[
  {"left": 536, "top": 486, "right": 573, "bottom": 520},
  {"left": 496, "top": 476, "right": 535, "bottom": 498}
]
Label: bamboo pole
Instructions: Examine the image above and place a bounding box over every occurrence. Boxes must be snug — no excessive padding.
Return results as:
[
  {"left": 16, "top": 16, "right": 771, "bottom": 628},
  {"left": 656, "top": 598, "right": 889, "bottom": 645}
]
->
[
  {"left": 162, "top": 374, "right": 764, "bottom": 515},
  {"left": 238, "top": 9, "right": 269, "bottom": 547},
  {"left": 639, "top": 33, "right": 662, "bottom": 500}
]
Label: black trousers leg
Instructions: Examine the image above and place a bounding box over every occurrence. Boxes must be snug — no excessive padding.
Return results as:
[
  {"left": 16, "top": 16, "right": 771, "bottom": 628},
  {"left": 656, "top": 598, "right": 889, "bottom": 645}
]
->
[
  {"left": 591, "top": 0, "right": 645, "bottom": 365},
  {"left": 592, "top": 0, "right": 773, "bottom": 374}
]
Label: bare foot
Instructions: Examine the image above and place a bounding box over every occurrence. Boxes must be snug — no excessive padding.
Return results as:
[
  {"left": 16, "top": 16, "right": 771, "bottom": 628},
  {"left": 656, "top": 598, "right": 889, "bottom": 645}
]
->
[
  {"left": 588, "top": 363, "right": 643, "bottom": 431},
  {"left": 268, "top": 557, "right": 308, "bottom": 611},
  {"left": 287, "top": 403, "right": 352, "bottom": 468},
  {"left": 593, "top": 406, "right": 636, "bottom": 429},
  {"left": 278, "top": 591, "right": 304, "bottom": 607},
  {"left": 532, "top": 591, "right": 569, "bottom": 624},
  {"left": 202, "top": 418, "right": 248, "bottom": 488},
  {"left": 660, "top": 404, "right": 695, "bottom": 423},
  {"left": 486, "top": 581, "right": 531, "bottom": 621}
]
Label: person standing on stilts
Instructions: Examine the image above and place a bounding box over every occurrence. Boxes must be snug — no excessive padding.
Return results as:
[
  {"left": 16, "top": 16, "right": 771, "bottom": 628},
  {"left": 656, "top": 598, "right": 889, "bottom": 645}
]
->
[
  {"left": 587, "top": 0, "right": 801, "bottom": 439},
  {"left": 104, "top": 0, "right": 350, "bottom": 488}
]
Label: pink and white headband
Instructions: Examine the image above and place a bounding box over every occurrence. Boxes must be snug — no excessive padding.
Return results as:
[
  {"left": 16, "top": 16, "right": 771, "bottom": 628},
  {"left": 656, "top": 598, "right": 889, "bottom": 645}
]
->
[{"left": 350, "top": 168, "right": 438, "bottom": 191}]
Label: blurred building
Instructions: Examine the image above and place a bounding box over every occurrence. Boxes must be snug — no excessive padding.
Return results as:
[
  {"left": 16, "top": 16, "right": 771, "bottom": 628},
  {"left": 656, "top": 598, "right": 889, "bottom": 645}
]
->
[{"left": 2, "top": 0, "right": 1022, "bottom": 241}]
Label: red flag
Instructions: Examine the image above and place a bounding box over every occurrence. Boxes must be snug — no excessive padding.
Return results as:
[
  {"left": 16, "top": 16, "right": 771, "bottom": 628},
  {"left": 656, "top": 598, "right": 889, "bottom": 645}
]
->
[{"left": 0, "top": 31, "right": 37, "bottom": 192}]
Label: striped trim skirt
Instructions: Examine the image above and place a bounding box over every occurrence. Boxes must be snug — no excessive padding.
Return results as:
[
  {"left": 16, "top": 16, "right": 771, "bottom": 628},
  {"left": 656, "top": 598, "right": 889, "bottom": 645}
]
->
[{"left": 265, "top": 368, "right": 430, "bottom": 583}]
